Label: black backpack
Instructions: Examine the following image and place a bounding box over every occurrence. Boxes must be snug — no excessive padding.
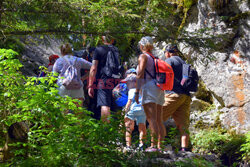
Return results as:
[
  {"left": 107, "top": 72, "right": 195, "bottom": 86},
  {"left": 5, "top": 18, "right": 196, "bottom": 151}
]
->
[
  {"left": 102, "top": 45, "right": 123, "bottom": 79},
  {"left": 181, "top": 64, "right": 199, "bottom": 92}
]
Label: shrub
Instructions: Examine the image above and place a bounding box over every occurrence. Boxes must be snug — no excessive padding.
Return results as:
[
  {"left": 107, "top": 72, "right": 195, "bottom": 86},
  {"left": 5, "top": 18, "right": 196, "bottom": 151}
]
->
[
  {"left": 240, "top": 132, "right": 250, "bottom": 162},
  {"left": 0, "top": 48, "right": 138, "bottom": 166},
  {"left": 191, "top": 128, "right": 247, "bottom": 166}
]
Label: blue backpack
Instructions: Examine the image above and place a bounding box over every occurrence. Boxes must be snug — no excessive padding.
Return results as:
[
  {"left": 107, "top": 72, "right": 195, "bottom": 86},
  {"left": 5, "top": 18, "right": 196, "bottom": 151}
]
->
[{"left": 112, "top": 83, "right": 128, "bottom": 107}]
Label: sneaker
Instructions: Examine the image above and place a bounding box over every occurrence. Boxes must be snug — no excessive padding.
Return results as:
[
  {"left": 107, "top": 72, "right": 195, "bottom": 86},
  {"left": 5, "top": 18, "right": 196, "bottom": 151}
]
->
[
  {"left": 123, "top": 146, "right": 133, "bottom": 153},
  {"left": 180, "top": 147, "right": 190, "bottom": 152},
  {"left": 145, "top": 147, "right": 158, "bottom": 152}
]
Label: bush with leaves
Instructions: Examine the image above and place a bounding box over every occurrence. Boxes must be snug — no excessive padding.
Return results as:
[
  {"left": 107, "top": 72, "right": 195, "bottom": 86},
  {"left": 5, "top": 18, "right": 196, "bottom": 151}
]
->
[
  {"left": 191, "top": 128, "right": 247, "bottom": 166},
  {"left": 240, "top": 132, "right": 250, "bottom": 162},
  {"left": 0, "top": 48, "right": 143, "bottom": 166}
]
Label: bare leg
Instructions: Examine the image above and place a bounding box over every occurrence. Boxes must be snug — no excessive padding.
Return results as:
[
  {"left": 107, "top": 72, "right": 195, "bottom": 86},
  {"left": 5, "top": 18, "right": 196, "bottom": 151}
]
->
[
  {"left": 125, "top": 118, "right": 134, "bottom": 147},
  {"left": 138, "top": 123, "right": 146, "bottom": 145},
  {"left": 101, "top": 106, "right": 110, "bottom": 123},
  {"left": 177, "top": 125, "right": 189, "bottom": 148},
  {"left": 143, "top": 103, "right": 158, "bottom": 148},
  {"left": 156, "top": 104, "right": 165, "bottom": 149}
]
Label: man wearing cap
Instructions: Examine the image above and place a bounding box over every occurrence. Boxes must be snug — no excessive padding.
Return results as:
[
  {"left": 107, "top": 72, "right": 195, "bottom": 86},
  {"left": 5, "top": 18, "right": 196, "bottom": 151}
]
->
[
  {"left": 88, "top": 35, "right": 118, "bottom": 122},
  {"left": 163, "top": 44, "right": 191, "bottom": 152}
]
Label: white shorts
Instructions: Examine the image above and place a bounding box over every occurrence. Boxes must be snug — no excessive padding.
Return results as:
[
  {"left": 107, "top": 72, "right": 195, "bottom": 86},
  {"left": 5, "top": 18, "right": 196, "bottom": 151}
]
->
[
  {"left": 141, "top": 80, "right": 164, "bottom": 106},
  {"left": 58, "top": 85, "right": 85, "bottom": 99}
]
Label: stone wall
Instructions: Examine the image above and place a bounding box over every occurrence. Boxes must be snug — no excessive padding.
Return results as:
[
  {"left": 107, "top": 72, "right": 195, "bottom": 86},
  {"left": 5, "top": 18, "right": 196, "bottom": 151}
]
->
[
  {"left": 19, "top": 36, "right": 62, "bottom": 76},
  {"left": 179, "top": 0, "right": 250, "bottom": 133}
]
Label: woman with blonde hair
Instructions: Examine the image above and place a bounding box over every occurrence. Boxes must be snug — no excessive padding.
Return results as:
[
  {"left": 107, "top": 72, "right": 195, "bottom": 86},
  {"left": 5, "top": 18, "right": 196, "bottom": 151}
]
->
[
  {"left": 53, "top": 43, "right": 92, "bottom": 107},
  {"left": 135, "top": 36, "right": 165, "bottom": 152}
]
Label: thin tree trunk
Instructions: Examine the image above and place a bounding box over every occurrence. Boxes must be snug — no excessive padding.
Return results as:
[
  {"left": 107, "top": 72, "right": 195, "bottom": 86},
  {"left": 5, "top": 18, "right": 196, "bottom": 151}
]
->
[{"left": 0, "top": 0, "right": 3, "bottom": 25}]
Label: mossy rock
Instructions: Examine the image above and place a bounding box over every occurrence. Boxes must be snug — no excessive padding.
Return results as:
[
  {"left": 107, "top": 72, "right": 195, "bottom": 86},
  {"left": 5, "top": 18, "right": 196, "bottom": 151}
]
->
[
  {"left": 193, "top": 119, "right": 210, "bottom": 130},
  {"left": 208, "top": 0, "right": 230, "bottom": 10},
  {"left": 191, "top": 99, "right": 212, "bottom": 112},
  {"left": 195, "top": 81, "right": 213, "bottom": 104}
]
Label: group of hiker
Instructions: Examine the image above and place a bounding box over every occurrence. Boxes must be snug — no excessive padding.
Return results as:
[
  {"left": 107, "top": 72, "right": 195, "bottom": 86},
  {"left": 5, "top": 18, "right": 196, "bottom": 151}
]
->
[{"left": 46, "top": 35, "right": 198, "bottom": 153}]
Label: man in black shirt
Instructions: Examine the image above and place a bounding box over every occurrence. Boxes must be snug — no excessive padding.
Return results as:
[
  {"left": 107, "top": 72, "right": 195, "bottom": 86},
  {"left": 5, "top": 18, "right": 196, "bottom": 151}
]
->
[
  {"left": 163, "top": 44, "right": 191, "bottom": 152},
  {"left": 88, "top": 35, "right": 118, "bottom": 122}
]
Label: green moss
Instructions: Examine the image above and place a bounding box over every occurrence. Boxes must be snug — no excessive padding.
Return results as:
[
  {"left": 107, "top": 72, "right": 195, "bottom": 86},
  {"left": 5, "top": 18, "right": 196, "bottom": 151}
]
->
[
  {"left": 191, "top": 100, "right": 211, "bottom": 113},
  {"left": 168, "top": 0, "right": 197, "bottom": 33},
  {"left": 194, "top": 119, "right": 209, "bottom": 129},
  {"left": 195, "top": 81, "right": 213, "bottom": 104},
  {"left": 211, "top": 111, "right": 223, "bottom": 129},
  {"left": 208, "top": 0, "right": 230, "bottom": 10},
  {"left": 229, "top": 12, "right": 250, "bottom": 23}
]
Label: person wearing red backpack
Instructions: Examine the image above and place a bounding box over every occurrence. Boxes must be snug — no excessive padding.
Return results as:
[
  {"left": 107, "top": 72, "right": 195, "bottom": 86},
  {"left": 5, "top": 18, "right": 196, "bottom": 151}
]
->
[
  {"left": 135, "top": 36, "right": 165, "bottom": 152},
  {"left": 162, "top": 44, "right": 191, "bottom": 152}
]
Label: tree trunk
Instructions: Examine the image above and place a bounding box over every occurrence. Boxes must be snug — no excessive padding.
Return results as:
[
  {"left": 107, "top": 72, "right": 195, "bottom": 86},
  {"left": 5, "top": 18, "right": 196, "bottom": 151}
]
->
[{"left": 0, "top": 0, "right": 3, "bottom": 25}]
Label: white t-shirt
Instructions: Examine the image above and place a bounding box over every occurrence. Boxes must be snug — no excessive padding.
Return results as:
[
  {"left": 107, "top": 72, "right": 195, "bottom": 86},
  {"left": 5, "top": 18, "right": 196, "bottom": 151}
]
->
[{"left": 128, "top": 88, "right": 136, "bottom": 100}]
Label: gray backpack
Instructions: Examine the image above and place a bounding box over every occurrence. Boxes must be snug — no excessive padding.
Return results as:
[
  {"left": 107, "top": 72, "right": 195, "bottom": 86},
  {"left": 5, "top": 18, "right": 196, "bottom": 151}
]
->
[{"left": 61, "top": 57, "right": 82, "bottom": 90}]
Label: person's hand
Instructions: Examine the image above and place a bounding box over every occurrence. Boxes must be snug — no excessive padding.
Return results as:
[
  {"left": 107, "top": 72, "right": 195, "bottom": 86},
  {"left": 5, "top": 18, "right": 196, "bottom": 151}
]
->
[
  {"left": 88, "top": 87, "right": 94, "bottom": 98},
  {"left": 122, "top": 107, "right": 128, "bottom": 113},
  {"left": 135, "top": 93, "right": 139, "bottom": 104}
]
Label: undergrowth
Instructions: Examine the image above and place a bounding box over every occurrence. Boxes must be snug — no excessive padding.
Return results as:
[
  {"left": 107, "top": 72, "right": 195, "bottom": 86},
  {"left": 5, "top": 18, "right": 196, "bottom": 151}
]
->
[{"left": 191, "top": 128, "right": 248, "bottom": 166}]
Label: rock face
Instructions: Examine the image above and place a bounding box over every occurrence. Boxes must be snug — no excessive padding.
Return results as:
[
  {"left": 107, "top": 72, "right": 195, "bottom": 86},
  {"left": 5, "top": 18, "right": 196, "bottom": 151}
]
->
[
  {"left": 19, "top": 36, "right": 62, "bottom": 76},
  {"left": 180, "top": 0, "right": 250, "bottom": 133}
]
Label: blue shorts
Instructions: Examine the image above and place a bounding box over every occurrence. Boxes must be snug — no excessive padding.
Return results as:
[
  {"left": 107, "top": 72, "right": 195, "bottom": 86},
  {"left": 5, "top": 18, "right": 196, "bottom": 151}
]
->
[{"left": 125, "top": 110, "right": 146, "bottom": 125}]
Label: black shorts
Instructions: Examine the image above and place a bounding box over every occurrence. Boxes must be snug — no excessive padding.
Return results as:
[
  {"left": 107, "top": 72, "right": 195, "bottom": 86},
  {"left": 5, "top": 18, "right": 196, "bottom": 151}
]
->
[{"left": 96, "top": 88, "right": 117, "bottom": 111}]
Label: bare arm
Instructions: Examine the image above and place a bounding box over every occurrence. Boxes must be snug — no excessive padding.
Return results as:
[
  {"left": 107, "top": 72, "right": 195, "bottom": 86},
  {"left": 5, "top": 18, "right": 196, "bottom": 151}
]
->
[
  {"left": 123, "top": 99, "right": 132, "bottom": 113},
  {"left": 88, "top": 60, "right": 98, "bottom": 87}
]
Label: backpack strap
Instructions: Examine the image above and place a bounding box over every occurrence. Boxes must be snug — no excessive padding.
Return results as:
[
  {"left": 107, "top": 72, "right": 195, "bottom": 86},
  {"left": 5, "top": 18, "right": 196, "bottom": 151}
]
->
[
  {"left": 170, "top": 56, "right": 185, "bottom": 83},
  {"left": 61, "top": 56, "right": 78, "bottom": 77},
  {"left": 144, "top": 52, "right": 156, "bottom": 80},
  {"left": 182, "top": 64, "right": 190, "bottom": 78}
]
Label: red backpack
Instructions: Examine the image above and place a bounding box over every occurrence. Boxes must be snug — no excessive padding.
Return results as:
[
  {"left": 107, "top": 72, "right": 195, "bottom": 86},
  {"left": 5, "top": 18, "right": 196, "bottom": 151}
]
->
[{"left": 145, "top": 53, "right": 174, "bottom": 91}]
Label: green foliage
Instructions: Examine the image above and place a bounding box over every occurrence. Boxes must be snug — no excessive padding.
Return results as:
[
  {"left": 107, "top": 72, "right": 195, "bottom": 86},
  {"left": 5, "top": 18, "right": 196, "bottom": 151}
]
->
[
  {"left": 165, "top": 127, "right": 181, "bottom": 151},
  {"left": 0, "top": 48, "right": 142, "bottom": 166},
  {"left": 0, "top": 0, "right": 221, "bottom": 60},
  {"left": 240, "top": 132, "right": 250, "bottom": 161},
  {"left": 191, "top": 128, "right": 247, "bottom": 166},
  {"left": 0, "top": 37, "right": 25, "bottom": 54}
]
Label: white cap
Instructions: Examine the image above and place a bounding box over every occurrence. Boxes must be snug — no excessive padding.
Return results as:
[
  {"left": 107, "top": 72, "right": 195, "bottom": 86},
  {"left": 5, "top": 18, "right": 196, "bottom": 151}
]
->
[{"left": 138, "top": 36, "right": 153, "bottom": 46}]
